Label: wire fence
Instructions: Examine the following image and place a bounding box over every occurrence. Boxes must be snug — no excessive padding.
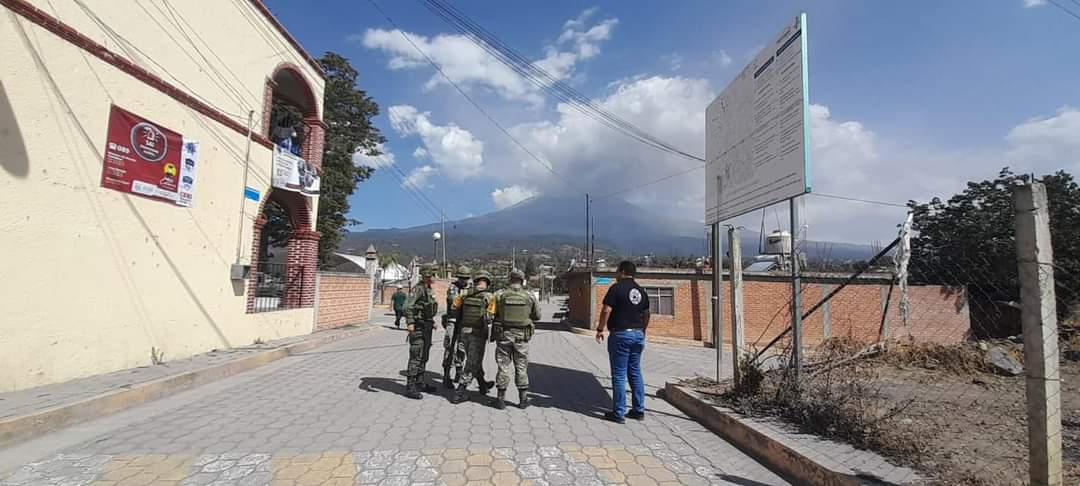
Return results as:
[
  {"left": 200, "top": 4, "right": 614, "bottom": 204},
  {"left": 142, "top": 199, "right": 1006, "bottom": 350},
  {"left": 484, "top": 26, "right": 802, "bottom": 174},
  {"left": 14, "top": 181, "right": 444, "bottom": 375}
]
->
[{"left": 687, "top": 181, "right": 1076, "bottom": 485}]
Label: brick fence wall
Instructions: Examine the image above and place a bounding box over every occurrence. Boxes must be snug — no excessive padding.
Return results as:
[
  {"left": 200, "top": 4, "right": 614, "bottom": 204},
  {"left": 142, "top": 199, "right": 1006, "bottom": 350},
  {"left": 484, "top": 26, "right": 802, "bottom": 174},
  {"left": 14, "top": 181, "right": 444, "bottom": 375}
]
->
[
  {"left": 568, "top": 271, "right": 970, "bottom": 347},
  {"left": 315, "top": 273, "right": 372, "bottom": 331}
]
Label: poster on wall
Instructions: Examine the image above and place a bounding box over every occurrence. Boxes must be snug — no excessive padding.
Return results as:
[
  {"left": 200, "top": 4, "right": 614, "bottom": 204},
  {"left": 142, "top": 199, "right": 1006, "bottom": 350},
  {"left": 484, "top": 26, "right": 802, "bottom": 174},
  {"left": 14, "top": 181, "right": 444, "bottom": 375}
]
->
[
  {"left": 100, "top": 105, "right": 200, "bottom": 206},
  {"left": 272, "top": 145, "right": 320, "bottom": 196}
]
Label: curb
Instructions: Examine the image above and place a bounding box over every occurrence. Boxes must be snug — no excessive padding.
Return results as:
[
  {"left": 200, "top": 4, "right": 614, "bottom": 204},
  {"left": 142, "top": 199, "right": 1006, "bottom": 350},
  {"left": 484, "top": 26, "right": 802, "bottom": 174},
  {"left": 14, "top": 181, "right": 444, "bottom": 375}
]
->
[
  {"left": 565, "top": 325, "right": 723, "bottom": 348},
  {"left": 0, "top": 326, "right": 375, "bottom": 447},
  {"left": 664, "top": 382, "right": 902, "bottom": 486}
]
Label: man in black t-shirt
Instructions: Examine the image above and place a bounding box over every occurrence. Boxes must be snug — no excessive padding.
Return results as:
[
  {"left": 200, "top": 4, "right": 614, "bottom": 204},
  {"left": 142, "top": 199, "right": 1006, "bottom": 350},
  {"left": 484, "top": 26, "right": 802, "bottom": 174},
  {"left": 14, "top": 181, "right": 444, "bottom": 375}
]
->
[{"left": 595, "top": 261, "right": 650, "bottom": 423}]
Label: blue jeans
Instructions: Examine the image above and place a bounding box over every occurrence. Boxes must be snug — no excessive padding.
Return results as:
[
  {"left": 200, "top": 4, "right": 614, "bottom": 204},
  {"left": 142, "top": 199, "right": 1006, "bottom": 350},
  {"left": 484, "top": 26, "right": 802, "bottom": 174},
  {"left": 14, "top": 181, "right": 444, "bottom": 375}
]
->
[{"left": 607, "top": 329, "right": 645, "bottom": 417}]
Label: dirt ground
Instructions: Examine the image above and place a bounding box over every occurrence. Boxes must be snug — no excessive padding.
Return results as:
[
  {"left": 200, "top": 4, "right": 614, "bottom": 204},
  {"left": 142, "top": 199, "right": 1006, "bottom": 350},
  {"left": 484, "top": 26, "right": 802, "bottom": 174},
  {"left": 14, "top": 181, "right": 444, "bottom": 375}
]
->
[{"left": 686, "top": 344, "right": 1079, "bottom": 485}]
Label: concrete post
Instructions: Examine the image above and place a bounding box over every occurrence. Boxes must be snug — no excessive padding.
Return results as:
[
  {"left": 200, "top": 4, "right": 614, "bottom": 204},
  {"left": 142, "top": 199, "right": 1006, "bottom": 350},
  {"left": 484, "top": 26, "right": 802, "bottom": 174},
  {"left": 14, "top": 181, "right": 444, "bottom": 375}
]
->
[
  {"left": 1013, "top": 180, "right": 1062, "bottom": 486},
  {"left": 728, "top": 226, "right": 745, "bottom": 386}
]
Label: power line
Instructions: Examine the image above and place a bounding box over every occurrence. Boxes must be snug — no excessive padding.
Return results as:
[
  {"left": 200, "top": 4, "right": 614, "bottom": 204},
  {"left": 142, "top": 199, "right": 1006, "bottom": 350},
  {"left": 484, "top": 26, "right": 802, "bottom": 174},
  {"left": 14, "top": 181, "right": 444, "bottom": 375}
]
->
[
  {"left": 1047, "top": 0, "right": 1080, "bottom": 23},
  {"left": 158, "top": 0, "right": 260, "bottom": 104},
  {"left": 809, "top": 192, "right": 909, "bottom": 208},
  {"left": 419, "top": 0, "right": 705, "bottom": 163},
  {"left": 366, "top": 0, "right": 580, "bottom": 191},
  {"left": 593, "top": 164, "right": 705, "bottom": 200}
]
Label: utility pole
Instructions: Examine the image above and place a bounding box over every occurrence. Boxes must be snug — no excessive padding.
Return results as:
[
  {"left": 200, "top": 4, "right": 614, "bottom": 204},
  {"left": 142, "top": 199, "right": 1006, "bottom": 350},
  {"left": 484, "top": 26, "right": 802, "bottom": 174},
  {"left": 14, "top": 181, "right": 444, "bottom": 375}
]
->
[
  {"left": 711, "top": 222, "right": 724, "bottom": 382},
  {"left": 591, "top": 215, "right": 596, "bottom": 267},
  {"left": 441, "top": 215, "right": 447, "bottom": 277},
  {"left": 585, "top": 194, "right": 591, "bottom": 269},
  {"left": 1013, "top": 180, "right": 1063, "bottom": 486}
]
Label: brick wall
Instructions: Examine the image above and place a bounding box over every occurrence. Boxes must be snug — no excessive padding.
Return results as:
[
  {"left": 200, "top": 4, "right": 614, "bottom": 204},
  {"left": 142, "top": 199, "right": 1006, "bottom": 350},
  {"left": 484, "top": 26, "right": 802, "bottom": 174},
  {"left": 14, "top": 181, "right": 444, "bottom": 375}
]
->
[
  {"left": 315, "top": 273, "right": 372, "bottom": 331},
  {"left": 568, "top": 271, "right": 970, "bottom": 347}
]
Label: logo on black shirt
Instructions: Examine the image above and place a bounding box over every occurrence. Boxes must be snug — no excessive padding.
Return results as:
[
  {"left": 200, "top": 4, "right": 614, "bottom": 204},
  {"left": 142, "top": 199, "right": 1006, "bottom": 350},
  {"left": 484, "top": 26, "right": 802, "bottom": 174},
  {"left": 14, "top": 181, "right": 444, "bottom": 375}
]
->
[{"left": 629, "top": 288, "right": 643, "bottom": 305}]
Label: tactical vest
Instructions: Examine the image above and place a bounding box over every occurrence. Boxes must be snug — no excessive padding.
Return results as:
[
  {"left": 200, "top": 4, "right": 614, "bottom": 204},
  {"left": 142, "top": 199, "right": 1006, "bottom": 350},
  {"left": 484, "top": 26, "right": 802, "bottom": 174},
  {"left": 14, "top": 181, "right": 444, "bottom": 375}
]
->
[
  {"left": 413, "top": 287, "right": 438, "bottom": 321},
  {"left": 500, "top": 290, "right": 532, "bottom": 327},
  {"left": 460, "top": 291, "right": 491, "bottom": 328}
]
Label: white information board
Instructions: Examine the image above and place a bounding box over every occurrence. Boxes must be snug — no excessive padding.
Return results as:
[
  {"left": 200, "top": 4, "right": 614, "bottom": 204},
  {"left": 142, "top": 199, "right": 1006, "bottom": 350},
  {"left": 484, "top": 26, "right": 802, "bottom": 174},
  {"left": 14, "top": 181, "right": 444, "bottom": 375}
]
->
[{"left": 706, "top": 13, "right": 810, "bottom": 224}]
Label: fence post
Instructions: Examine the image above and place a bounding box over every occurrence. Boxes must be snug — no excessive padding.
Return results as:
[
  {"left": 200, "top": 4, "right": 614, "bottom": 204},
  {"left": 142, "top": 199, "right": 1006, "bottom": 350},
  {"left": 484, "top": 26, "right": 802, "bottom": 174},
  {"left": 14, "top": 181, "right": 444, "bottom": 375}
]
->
[
  {"left": 728, "top": 226, "right": 745, "bottom": 386},
  {"left": 1013, "top": 180, "right": 1063, "bottom": 486}
]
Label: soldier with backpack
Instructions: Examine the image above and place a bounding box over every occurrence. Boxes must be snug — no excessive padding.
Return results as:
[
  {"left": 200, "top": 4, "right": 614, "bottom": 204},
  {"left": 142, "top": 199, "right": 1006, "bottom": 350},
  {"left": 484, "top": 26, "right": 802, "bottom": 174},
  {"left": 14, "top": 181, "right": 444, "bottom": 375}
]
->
[
  {"left": 490, "top": 268, "right": 541, "bottom": 410},
  {"left": 441, "top": 265, "right": 471, "bottom": 388},
  {"left": 449, "top": 270, "right": 497, "bottom": 404}
]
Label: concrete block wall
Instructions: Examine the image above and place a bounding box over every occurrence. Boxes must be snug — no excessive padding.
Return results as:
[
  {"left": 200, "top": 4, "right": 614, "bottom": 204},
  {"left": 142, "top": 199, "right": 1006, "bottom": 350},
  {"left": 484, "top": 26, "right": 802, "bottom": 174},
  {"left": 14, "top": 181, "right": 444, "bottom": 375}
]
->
[{"left": 568, "top": 272, "right": 970, "bottom": 348}]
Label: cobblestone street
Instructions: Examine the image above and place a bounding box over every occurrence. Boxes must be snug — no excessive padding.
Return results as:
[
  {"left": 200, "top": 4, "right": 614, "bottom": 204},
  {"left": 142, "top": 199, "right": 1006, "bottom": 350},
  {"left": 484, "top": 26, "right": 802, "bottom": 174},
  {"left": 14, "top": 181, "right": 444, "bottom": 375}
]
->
[{"left": 0, "top": 310, "right": 785, "bottom": 486}]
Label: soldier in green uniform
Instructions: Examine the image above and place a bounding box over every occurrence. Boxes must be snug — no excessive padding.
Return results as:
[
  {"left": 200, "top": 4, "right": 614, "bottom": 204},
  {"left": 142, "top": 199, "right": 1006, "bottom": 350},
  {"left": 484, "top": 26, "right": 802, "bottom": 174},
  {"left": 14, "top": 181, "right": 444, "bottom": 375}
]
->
[
  {"left": 450, "top": 270, "right": 497, "bottom": 404},
  {"left": 404, "top": 266, "right": 439, "bottom": 400},
  {"left": 441, "top": 265, "right": 471, "bottom": 388},
  {"left": 490, "top": 268, "right": 541, "bottom": 409}
]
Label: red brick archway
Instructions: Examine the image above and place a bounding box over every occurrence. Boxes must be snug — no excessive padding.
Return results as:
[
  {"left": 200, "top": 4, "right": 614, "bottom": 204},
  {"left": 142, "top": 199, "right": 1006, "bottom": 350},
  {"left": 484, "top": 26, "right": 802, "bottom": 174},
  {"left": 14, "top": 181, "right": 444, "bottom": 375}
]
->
[{"left": 247, "top": 62, "right": 323, "bottom": 313}]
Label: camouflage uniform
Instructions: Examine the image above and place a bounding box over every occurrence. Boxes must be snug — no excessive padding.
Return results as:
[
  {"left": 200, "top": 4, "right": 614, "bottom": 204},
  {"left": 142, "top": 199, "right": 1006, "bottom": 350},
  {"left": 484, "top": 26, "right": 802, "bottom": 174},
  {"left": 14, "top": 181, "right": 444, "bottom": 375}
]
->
[
  {"left": 441, "top": 266, "right": 471, "bottom": 387},
  {"left": 404, "top": 267, "right": 439, "bottom": 399},
  {"left": 450, "top": 271, "right": 496, "bottom": 404},
  {"left": 491, "top": 269, "right": 541, "bottom": 409}
]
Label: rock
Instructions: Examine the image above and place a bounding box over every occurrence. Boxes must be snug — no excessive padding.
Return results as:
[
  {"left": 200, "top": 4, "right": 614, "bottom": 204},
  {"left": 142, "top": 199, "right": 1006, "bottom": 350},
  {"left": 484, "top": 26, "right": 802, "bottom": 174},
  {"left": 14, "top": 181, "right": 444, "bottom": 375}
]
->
[
  {"left": 977, "top": 341, "right": 989, "bottom": 351},
  {"left": 1008, "top": 334, "right": 1023, "bottom": 343},
  {"left": 985, "top": 346, "right": 1023, "bottom": 376}
]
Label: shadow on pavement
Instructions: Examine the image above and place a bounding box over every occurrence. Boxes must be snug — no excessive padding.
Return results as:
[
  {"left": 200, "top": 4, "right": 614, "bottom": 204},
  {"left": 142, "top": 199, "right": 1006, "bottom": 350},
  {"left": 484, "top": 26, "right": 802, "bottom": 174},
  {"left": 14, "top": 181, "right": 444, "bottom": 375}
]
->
[
  {"left": 533, "top": 320, "right": 567, "bottom": 331},
  {"left": 715, "top": 475, "right": 777, "bottom": 486},
  {"left": 527, "top": 362, "right": 612, "bottom": 419}
]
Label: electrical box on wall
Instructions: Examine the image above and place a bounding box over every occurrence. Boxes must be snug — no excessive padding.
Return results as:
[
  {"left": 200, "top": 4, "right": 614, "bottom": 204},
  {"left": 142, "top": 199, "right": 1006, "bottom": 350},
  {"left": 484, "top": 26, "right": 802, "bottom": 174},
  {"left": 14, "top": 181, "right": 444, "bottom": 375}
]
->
[{"left": 230, "top": 264, "right": 251, "bottom": 280}]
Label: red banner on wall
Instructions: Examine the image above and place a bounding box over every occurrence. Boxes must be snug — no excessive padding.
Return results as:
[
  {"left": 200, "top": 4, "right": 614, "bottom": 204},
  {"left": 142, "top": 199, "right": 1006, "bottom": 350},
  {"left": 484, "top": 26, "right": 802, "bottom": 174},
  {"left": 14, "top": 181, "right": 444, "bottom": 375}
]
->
[{"left": 100, "top": 105, "right": 199, "bottom": 206}]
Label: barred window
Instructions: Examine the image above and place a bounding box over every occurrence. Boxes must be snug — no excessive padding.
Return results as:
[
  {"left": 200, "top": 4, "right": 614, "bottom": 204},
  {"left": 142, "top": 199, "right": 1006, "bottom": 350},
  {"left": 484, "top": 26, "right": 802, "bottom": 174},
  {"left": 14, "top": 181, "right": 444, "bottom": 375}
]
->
[{"left": 642, "top": 287, "right": 674, "bottom": 315}]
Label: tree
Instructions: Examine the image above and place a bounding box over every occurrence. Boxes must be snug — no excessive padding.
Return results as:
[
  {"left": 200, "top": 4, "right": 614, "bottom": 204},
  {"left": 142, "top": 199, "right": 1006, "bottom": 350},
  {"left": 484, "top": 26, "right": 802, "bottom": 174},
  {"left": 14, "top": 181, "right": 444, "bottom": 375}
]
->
[
  {"left": 908, "top": 168, "right": 1080, "bottom": 336},
  {"left": 316, "top": 52, "right": 385, "bottom": 267}
]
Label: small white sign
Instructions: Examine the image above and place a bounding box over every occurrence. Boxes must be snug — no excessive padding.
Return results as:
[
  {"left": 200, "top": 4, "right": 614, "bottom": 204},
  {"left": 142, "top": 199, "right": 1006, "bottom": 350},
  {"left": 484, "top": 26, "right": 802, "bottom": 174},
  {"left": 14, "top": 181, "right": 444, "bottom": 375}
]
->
[{"left": 706, "top": 13, "right": 810, "bottom": 224}]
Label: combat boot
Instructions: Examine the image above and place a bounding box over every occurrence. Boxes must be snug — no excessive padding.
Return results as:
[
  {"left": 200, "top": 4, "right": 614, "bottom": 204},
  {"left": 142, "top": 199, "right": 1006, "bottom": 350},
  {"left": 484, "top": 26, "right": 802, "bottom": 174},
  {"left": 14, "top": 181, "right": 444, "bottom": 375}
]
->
[
  {"left": 442, "top": 368, "right": 454, "bottom": 389},
  {"left": 478, "top": 378, "right": 493, "bottom": 395},
  {"left": 450, "top": 383, "right": 468, "bottom": 404},
  {"left": 518, "top": 388, "right": 530, "bottom": 409},
  {"left": 491, "top": 388, "right": 506, "bottom": 410},
  {"left": 421, "top": 382, "right": 437, "bottom": 393},
  {"left": 405, "top": 384, "right": 423, "bottom": 400}
]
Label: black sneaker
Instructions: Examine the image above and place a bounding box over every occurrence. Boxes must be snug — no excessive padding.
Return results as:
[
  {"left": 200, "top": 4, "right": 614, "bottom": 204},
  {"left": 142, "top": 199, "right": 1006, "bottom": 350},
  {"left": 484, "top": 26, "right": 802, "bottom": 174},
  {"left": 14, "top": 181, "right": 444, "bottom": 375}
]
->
[
  {"left": 603, "top": 411, "right": 625, "bottom": 424},
  {"left": 626, "top": 410, "right": 645, "bottom": 421}
]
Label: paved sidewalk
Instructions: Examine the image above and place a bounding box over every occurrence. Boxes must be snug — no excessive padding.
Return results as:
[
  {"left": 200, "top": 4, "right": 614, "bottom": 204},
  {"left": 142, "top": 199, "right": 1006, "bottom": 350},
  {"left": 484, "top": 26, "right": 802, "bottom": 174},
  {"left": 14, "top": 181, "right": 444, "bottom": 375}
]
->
[{"left": 0, "top": 311, "right": 787, "bottom": 485}]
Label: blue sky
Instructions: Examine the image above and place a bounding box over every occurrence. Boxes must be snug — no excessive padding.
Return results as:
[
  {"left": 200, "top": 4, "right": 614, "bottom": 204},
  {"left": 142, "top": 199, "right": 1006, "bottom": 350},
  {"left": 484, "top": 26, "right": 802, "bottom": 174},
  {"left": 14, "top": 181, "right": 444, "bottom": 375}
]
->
[{"left": 265, "top": 0, "right": 1080, "bottom": 243}]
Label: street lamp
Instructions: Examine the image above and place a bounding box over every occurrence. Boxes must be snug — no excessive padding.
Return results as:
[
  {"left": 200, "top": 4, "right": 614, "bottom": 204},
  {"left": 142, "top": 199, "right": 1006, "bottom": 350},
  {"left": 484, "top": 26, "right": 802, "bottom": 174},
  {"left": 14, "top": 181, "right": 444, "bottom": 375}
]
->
[{"left": 432, "top": 232, "right": 441, "bottom": 271}]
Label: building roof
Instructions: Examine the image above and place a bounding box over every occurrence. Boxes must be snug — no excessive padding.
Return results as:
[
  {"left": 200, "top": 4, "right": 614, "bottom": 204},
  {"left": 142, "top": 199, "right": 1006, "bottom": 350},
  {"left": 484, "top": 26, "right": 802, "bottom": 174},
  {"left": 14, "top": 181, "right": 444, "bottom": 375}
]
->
[
  {"left": 326, "top": 253, "right": 368, "bottom": 274},
  {"left": 365, "top": 244, "right": 377, "bottom": 255}
]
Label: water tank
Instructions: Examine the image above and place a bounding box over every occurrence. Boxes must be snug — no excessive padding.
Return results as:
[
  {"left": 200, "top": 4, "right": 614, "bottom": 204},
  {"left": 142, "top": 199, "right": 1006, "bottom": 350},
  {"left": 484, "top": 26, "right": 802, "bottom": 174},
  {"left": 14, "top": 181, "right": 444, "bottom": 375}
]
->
[{"left": 765, "top": 231, "right": 792, "bottom": 255}]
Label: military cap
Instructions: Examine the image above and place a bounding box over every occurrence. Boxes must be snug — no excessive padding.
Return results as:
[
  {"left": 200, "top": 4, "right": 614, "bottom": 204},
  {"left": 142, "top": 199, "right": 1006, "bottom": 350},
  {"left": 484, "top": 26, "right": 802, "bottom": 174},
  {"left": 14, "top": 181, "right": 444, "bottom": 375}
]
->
[
  {"left": 509, "top": 268, "right": 526, "bottom": 281},
  {"left": 455, "top": 265, "right": 472, "bottom": 279},
  {"left": 419, "top": 266, "right": 436, "bottom": 278},
  {"left": 472, "top": 270, "right": 493, "bottom": 284}
]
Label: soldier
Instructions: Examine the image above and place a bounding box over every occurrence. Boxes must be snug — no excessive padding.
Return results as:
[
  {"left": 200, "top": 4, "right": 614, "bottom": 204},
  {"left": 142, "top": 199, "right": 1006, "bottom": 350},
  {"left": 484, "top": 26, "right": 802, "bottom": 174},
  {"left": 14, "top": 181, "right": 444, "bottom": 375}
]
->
[
  {"left": 450, "top": 270, "right": 496, "bottom": 404},
  {"left": 403, "top": 266, "right": 439, "bottom": 400},
  {"left": 441, "top": 265, "right": 471, "bottom": 388},
  {"left": 490, "top": 268, "right": 541, "bottom": 410}
]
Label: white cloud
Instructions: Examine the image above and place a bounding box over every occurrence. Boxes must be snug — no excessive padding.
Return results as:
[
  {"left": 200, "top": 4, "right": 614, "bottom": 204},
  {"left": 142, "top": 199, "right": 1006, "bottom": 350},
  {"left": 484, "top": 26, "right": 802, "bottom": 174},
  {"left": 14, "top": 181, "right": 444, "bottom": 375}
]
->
[
  {"left": 387, "top": 105, "right": 484, "bottom": 180},
  {"left": 404, "top": 165, "right": 438, "bottom": 189},
  {"left": 1024, "top": 0, "right": 1047, "bottom": 8},
  {"left": 1005, "top": 107, "right": 1080, "bottom": 173},
  {"left": 413, "top": 146, "right": 429, "bottom": 159},
  {"left": 491, "top": 185, "right": 539, "bottom": 209},
  {"left": 713, "top": 49, "right": 733, "bottom": 68},
  {"left": 360, "top": 8, "right": 616, "bottom": 105},
  {"left": 352, "top": 142, "right": 395, "bottom": 168}
]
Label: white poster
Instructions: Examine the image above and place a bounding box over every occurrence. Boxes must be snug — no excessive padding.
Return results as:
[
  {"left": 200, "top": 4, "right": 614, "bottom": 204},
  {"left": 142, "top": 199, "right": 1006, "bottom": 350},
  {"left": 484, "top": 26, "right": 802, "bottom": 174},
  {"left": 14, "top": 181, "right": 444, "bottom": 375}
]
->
[
  {"left": 176, "top": 139, "right": 199, "bottom": 207},
  {"left": 272, "top": 145, "right": 320, "bottom": 196},
  {"left": 706, "top": 13, "right": 810, "bottom": 224}
]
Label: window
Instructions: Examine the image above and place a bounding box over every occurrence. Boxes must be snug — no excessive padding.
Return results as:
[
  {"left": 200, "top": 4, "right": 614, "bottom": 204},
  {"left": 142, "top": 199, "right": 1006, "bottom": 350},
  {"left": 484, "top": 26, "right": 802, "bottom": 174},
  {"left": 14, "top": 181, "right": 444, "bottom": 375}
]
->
[{"left": 643, "top": 287, "right": 674, "bottom": 315}]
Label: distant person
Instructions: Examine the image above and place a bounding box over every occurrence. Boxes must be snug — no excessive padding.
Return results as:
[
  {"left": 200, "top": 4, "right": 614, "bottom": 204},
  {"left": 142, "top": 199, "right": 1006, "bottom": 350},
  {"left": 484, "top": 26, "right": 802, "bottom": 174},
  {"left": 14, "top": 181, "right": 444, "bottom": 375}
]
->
[
  {"left": 391, "top": 285, "right": 408, "bottom": 328},
  {"left": 595, "top": 261, "right": 649, "bottom": 424}
]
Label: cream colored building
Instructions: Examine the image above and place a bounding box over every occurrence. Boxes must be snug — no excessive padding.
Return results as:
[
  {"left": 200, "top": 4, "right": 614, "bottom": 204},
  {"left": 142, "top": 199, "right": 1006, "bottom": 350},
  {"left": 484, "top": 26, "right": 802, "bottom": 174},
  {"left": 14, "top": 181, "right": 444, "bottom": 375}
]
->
[{"left": 0, "top": 0, "right": 328, "bottom": 392}]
